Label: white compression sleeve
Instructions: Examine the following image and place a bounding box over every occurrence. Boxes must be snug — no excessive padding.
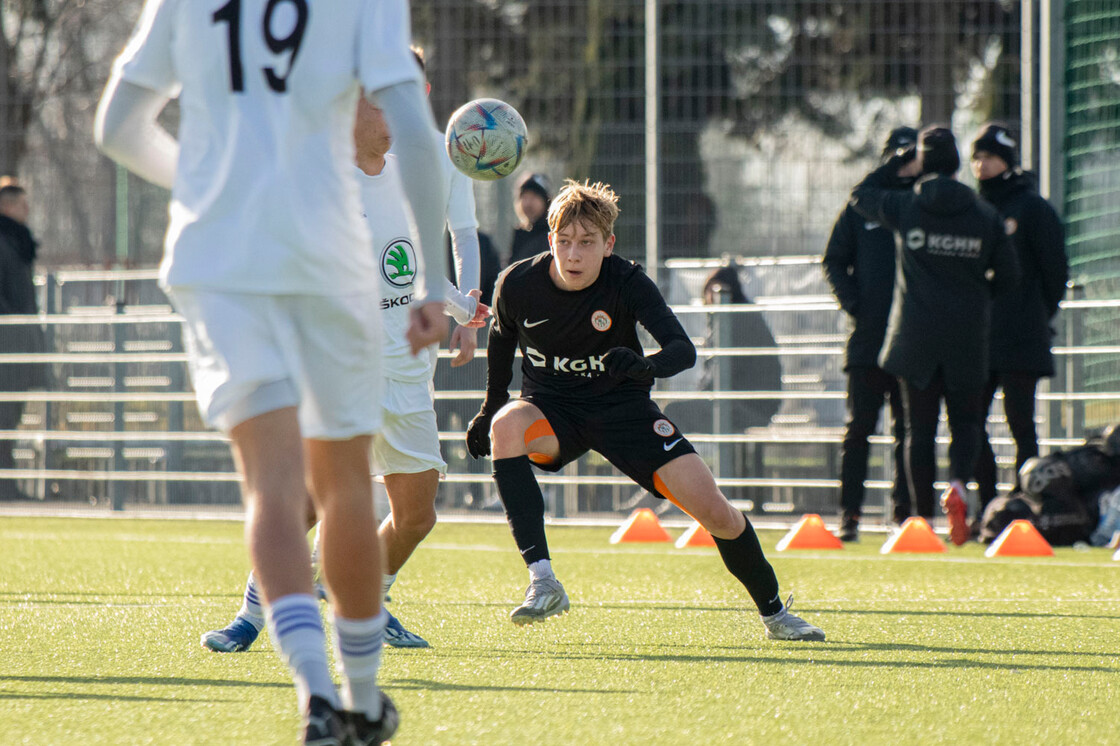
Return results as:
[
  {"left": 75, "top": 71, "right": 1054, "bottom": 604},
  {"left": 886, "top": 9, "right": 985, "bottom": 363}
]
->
[
  {"left": 443, "top": 279, "right": 478, "bottom": 325},
  {"left": 372, "top": 82, "right": 449, "bottom": 304},
  {"left": 94, "top": 77, "right": 178, "bottom": 190},
  {"left": 449, "top": 225, "right": 481, "bottom": 295}
]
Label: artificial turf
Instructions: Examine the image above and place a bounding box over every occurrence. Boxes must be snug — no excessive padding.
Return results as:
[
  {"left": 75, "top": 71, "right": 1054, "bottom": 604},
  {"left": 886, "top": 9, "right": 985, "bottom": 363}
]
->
[{"left": 1, "top": 516, "right": 1117, "bottom": 745}]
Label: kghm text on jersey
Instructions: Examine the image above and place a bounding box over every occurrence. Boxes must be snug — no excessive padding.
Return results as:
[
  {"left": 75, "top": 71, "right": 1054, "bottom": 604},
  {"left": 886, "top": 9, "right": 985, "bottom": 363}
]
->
[{"left": 525, "top": 346, "right": 605, "bottom": 375}]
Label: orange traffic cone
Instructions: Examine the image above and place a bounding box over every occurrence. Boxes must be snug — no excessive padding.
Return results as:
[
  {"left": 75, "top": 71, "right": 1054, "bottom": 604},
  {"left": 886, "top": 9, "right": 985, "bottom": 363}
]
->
[
  {"left": 985, "top": 519, "right": 1053, "bottom": 557},
  {"left": 880, "top": 517, "right": 945, "bottom": 554},
  {"left": 675, "top": 522, "right": 716, "bottom": 548},
  {"left": 776, "top": 514, "right": 844, "bottom": 551},
  {"left": 609, "top": 508, "right": 672, "bottom": 544}
]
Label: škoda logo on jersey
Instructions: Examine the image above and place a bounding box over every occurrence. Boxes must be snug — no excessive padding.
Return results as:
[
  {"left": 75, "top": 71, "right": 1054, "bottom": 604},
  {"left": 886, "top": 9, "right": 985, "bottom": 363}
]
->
[
  {"left": 591, "top": 310, "right": 612, "bottom": 331},
  {"left": 381, "top": 238, "right": 417, "bottom": 288}
]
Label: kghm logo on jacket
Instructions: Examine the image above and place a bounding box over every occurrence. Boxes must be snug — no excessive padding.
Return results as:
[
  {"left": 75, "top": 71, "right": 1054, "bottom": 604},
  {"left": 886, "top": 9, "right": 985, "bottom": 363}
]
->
[
  {"left": 905, "top": 228, "right": 982, "bottom": 258},
  {"left": 381, "top": 238, "right": 416, "bottom": 288}
]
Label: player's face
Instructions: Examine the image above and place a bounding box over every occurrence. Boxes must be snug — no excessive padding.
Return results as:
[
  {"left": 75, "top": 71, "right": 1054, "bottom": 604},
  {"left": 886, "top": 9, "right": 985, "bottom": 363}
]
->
[
  {"left": 548, "top": 220, "right": 615, "bottom": 291},
  {"left": 354, "top": 98, "right": 392, "bottom": 158},
  {"left": 971, "top": 150, "right": 1008, "bottom": 181}
]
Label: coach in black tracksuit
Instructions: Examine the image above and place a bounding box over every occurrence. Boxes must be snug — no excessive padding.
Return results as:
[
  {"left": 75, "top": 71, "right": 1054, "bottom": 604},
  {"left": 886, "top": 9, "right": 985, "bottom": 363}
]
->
[
  {"left": 465, "top": 180, "right": 824, "bottom": 640},
  {"left": 849, "top": 127, "right": 1021, "bottom": 521},
  {"left": 969, "top": 123, "right": 1069, "bottom": 518},
  {"left": 823, "top": 126, "right": 917, "bottom": 538}
]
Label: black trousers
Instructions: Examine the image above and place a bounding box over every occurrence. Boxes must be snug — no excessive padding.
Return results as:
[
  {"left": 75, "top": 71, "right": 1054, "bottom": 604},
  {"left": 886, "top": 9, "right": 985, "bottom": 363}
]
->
[
  {"left": 839, "top": 366, "right": 910, "bottom": 522},
  {"left": 974, "top": 371, "right": 1040, "bottom": 512},
  {"left": 0, "top": 401, "right": 23, "bottom": 496},
  {"left": 900, "top": 369, "right": 985, "bottom": 518}
]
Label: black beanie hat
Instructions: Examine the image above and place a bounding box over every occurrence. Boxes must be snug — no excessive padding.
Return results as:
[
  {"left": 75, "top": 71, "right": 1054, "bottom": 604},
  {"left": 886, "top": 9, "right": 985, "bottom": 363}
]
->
[
  {"left": 972, "top": 122, "right": 1018, "bottom": 168},
  {"left": 518, "top": 172, "right": 551, "bottom": 203},
  {"left": 918, "top": 126, "right": 960, "bottom": 176},
  {"left": 881, "top": 126, "right": 918, "bottom": 159}
]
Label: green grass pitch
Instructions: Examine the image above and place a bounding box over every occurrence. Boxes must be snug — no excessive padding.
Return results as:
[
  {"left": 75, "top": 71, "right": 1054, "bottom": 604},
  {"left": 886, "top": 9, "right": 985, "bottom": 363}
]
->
[{"left": 1, "top": 516, "right": 1117, "bottom": 745}]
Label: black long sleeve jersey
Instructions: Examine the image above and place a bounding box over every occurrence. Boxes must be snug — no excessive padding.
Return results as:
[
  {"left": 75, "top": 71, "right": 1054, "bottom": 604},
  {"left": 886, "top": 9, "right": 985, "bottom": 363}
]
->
[{"left": 483, "top": 253, "right": 696, "bottom": 408}]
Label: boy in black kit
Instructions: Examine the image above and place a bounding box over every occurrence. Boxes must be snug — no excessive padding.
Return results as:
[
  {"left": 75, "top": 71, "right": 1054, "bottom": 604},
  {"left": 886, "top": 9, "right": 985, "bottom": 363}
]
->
[{"left": 466, "top": 179, "right": 824, "bottom": 641}]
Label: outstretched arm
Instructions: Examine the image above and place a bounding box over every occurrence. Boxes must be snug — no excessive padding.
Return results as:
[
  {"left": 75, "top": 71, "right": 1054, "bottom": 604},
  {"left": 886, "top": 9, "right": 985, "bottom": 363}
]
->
[
  {"left": 94, "top": 78, "right": 178, "bottom": 190},
  {"left": 371, "top": 82, "right": 448, "bottom": 308},
  {"left": 849, "top": 150, "right": 916, "bottom": 231}
]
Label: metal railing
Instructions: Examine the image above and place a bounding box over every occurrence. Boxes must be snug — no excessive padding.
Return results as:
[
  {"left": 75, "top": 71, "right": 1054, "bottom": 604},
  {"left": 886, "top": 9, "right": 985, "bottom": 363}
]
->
[{"left": 0, "top": 261, "right": 1113, "bottom": 522}]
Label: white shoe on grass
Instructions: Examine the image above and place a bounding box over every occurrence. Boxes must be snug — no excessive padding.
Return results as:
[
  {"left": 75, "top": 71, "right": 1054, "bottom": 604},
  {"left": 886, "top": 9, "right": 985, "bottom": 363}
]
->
[
  {"left": 761, "top": 594, "right": 825, "bottom": 641},
  {"left": 510, "top": 577, "right": 569, "bottom": 625}
]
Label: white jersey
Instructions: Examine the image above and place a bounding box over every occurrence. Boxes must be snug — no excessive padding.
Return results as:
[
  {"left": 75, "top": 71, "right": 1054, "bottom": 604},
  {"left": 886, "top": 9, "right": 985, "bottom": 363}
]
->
[
  {"left": 112, "top": 0, "right": 422, "bottom": 295},
  {"left": 358, "top": 156, "right": 436, "bottom": 382}
]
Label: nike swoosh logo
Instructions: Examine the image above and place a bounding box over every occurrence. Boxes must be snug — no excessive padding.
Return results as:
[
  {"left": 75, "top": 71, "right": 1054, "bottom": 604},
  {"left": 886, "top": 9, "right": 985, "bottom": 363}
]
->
[
  {"left": 663, "top": 438, "right": 683, "bottom": 451},
  {"left": 523, "top": 319, "right": 548, "bottom": 328}
]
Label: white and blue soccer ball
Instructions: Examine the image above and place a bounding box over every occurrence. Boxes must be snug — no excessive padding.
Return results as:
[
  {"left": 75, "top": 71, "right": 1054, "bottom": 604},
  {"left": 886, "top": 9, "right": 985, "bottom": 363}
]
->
[{"left": 445, "top": 98, "right": 528, "bottom": 181}]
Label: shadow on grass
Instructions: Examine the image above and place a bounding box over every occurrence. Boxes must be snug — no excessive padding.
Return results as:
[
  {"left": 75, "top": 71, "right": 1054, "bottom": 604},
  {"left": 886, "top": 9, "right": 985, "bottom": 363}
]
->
[
  {"left": 571, "top": 651, "right": 1115, "bottom": 674},
  {"left": 793, "top": 606, "right": 1120, "bottom": 621},
  {"left": 0, "top": 688, "right": 225, "bottom": 703},
  {"left": 387, "top": 678, "right": 634, "bottom": 695},
  {"left": 425, "top": 645, "right": 1120, "bottom": 675},
  {"left": 0, "top": 591, "right": 245, "bottom": 605},
  {"left": 0, "top": 674, "right": 288, "bottom": 689}
]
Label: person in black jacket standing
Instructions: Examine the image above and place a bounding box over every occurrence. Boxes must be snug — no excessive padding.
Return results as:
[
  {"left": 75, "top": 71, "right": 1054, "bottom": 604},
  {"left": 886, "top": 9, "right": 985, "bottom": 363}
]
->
[
  {"left": 0, "top": 183, "right": 45, "bottom": 501},
  {"left": 849, "top": 127, "right": 1021, "bottom": 545},
  {"left": 970, "top": 123, "right": 1069, "bottom": 524},
  {"left": 507, "top": 172, "right": 552, "bottom": 266},
  {"left": 824, "top": 127, "right": 918, "bottom": 540}
]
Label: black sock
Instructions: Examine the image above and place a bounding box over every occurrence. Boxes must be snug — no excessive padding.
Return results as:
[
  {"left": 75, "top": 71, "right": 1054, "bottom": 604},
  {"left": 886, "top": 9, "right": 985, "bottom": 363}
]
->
[
  {"left": 712, "top": 513, "right": 783, "bottom": 616},
  {"left": 492, "top": 456, "right": 550, "bottom": 566}
]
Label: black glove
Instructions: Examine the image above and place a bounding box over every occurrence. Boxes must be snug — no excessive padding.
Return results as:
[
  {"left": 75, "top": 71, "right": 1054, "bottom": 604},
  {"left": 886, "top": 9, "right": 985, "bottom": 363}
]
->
[
  {"left": 884, "top": 145, "right": 918, "bottom": 186},
  {"left": 466, "top": 410, "right": 495, "bottom": 459},
  {"left": 602, "top": 347, "right": 656, "bottom": 382}
]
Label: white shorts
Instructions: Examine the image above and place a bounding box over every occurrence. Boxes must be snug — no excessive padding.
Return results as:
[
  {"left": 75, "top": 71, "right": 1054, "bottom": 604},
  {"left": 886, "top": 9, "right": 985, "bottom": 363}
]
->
[
  {"left": 371, "top": 378, "right": 446, "bottom": 476},
  {"left": 169, "top": 288, "right": 382, "bottom": 438}
]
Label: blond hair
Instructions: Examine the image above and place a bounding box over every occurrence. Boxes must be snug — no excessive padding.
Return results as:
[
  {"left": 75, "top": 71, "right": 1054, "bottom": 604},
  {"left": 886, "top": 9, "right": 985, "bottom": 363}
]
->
[{"left": 547, "top": 179, "right": 620, "bottom": 239}]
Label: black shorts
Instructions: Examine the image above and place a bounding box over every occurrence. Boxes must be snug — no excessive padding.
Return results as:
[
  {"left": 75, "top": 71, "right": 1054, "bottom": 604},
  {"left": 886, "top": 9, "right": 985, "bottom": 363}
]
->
[{"left": 521, "top": 393, "right": 697, "bottom": 499}]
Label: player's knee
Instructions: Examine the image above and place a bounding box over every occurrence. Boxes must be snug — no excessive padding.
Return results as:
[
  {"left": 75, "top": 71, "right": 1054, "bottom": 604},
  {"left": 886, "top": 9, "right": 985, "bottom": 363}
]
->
[
  {"left": 490, "top": 409, "right": 529, "bottom": 452},
  {"left": 692, "top": 494, "right": 744, "bottom": 537},
  {"left": 396, "top": 506, "right": 437, "bottom": 539}
]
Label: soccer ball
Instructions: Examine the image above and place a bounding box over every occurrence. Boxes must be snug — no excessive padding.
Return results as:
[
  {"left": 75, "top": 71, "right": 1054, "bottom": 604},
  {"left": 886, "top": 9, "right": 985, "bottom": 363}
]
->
[{"left": 445, "top": 98, "right": 528, "bottom": 181}]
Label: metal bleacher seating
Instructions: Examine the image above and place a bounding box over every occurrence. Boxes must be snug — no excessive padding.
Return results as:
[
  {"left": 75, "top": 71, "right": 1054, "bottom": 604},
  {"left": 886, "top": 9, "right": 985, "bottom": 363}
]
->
[{"left": 0, "top": 260, "right": 1105, "bottom": 523}]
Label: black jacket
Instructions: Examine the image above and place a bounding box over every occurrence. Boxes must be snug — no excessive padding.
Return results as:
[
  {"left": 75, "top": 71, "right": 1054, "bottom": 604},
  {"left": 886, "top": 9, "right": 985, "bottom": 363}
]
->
[
  {"left": 850, "top": 162, "right": 1021, "bottom": 391},
  {"left": 822, "top": 202, "right": 903, "bottom": 369},
  {"left": 508, "top": 215, "right": 550, "bottom": 266},
  {"left": 978, "top": 170, "right": 1068, "bottom": 376},
  {"left": 0, "top": 217, "right": 46, "bottom": 392}
]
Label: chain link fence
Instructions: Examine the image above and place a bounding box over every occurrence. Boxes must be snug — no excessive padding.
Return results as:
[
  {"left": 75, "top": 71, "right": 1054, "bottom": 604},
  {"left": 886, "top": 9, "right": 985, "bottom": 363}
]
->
[{"left": 1064, "top": 0, "right": 1120, "bottom": 426}]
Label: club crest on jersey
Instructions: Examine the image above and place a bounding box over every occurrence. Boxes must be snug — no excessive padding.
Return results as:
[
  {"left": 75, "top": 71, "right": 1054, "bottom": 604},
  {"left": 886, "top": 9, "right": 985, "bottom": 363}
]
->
[
  {"left": 653, "top": 419, "right": 676, "bottom": 437},
  {"left": 381, "top": 238, "right": 417, "bottom": 288},
  {"left": 591, "top": 310, "right": 612, "bottom": 332},
  {"left": 1004, "top": 217, "right": 1018, "bottom": 235}
]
